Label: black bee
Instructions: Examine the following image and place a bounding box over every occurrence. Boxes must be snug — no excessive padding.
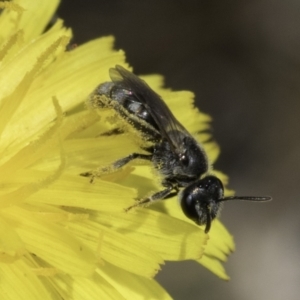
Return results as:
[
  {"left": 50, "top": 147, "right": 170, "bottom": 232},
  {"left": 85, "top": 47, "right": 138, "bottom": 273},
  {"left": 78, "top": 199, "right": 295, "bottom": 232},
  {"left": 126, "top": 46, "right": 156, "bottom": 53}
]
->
[{"left": 82, "top": 65, "right": 271, "bottom": 233}]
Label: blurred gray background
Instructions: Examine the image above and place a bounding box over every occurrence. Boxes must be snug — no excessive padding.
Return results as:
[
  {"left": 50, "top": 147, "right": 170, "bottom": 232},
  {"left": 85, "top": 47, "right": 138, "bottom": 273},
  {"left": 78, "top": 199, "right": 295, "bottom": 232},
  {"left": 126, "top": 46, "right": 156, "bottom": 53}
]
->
[{"left": 58, "top": 1, "right": 300, "bottom": 299}]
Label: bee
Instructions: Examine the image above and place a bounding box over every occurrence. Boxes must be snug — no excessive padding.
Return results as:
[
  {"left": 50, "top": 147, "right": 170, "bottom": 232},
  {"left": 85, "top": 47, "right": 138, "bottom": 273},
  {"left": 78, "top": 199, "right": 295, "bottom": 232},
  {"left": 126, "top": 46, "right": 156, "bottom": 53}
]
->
[{"left": 81, "top": 65, "right": 271, "bottom": 233}]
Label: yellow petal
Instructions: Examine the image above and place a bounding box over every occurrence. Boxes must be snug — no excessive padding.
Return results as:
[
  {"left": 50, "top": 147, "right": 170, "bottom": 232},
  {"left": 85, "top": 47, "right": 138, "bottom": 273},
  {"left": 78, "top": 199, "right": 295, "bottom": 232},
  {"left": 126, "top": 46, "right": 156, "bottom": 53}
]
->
[
  {"left": 2, "top": 206, "right": 96, "bottom": 276},
  {"left": 0, "top": 20, "right": 70, "bottom": 100},
  {"left": 198, "top": 220, "right": 235, "bottom": 279},
  {"left": 96, "top": 208, "right": 207, "bottom": 261},
  {"left": 30, "top": 174, "right": 137, "bottom": 212},
  {"left": 0, "top": 0, "right": 60, "bottom": 43},
  {"left": 205, "top": 220, "right": 235, "bottom": 260},
  {"left": 97, "top": 263, "right": 172, "bottom": 300},
  {"left": 0, "top": 217, "right": 26, "bottom": 262},
  {"left": 198, "top": 254, "right": 230, "bottom": 280},
  {"left": 0, "top": 258, "right": 55, "bottom": 300},
  {"left": 51, "top": 272, "right": 126, "bottom": 300},
  {"left": 25, "top": 36, "right": 126, "bottom": 112},
  {"left": 66, "top": 219, "right": 163, "bottom": 278}
]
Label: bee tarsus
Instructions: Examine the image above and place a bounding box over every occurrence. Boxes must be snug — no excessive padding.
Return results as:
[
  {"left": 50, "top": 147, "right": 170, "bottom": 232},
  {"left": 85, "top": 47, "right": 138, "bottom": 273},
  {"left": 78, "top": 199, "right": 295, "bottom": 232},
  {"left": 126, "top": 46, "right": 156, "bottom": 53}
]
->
[
  {"left": 125, "top": 183, "right": 176, "bottom": 211},
  {"left": 80, "top": 153, "right": 152, "bottom": 181}
]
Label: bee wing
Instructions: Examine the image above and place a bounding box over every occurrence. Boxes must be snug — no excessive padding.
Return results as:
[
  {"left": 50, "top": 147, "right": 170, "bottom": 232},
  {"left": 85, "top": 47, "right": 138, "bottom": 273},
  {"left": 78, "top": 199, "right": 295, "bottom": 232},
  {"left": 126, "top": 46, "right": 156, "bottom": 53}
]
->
[{"left": 110, "top": 65, "right": 191, "bottom": 150}]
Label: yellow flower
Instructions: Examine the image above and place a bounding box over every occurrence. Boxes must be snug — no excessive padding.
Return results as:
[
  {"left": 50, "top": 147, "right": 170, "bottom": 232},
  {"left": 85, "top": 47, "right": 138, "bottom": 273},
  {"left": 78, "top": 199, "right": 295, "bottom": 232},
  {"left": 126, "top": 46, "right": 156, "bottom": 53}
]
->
[{"left": 0, "top": 0, "right": 234, "bottom": 299}]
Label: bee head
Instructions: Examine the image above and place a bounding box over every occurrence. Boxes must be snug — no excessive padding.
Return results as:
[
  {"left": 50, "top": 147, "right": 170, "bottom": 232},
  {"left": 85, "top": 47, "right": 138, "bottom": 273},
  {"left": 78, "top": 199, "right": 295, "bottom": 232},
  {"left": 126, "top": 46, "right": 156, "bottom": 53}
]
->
[{"left": 179, "top": 176, "right": 271, "bottom": 233}]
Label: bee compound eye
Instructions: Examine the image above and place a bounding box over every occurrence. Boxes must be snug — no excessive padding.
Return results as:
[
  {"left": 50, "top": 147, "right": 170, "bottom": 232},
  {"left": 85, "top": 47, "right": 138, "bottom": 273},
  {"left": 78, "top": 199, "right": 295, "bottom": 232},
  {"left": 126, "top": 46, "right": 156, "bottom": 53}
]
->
[{"left": 180, "top": 185, "right": 205, "bottom": 225}]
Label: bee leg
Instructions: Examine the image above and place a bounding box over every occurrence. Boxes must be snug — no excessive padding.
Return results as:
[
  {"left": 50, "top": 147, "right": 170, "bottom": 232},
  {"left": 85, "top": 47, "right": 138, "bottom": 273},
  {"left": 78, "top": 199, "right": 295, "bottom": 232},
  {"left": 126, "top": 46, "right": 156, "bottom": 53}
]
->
[
  {"left": 80, "top": 153, "right": 152, "bottom": 183},
  {"left": 98, "top": 128, "right": 124, "bottom": 137},
  {"left": 125, "top": 183, "right": 176, "bottom": 211}
]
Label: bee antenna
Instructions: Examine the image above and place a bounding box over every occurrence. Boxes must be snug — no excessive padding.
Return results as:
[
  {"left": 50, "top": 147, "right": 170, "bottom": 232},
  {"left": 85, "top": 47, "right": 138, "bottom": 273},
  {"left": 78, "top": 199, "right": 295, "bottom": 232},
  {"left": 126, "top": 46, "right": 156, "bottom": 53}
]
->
[{"left": 219, "top": 196, "right": 272, "bottom": 202}]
